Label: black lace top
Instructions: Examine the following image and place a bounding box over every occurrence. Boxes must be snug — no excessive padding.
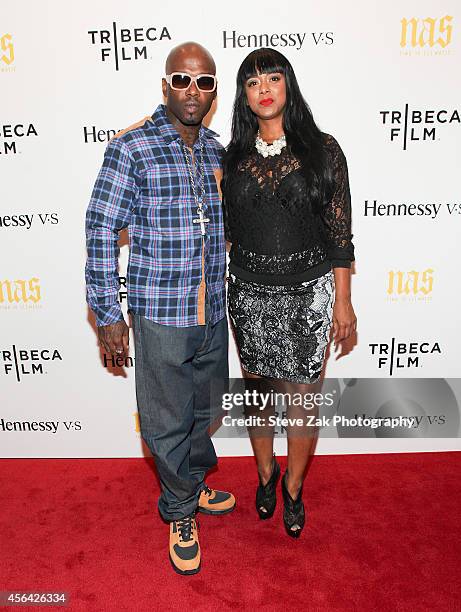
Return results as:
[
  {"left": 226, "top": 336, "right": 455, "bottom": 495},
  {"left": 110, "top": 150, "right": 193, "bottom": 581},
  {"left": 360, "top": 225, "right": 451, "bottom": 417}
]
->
[{"left": 222, "top": 134, "right": 355, "bottom": 285}]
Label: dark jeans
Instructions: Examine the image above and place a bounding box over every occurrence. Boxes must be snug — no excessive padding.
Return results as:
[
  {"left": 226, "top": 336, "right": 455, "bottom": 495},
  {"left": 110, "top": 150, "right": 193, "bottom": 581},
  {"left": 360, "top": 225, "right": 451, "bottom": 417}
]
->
[{"left": 132, "top": 308, "right": 228, "bottom": 522}]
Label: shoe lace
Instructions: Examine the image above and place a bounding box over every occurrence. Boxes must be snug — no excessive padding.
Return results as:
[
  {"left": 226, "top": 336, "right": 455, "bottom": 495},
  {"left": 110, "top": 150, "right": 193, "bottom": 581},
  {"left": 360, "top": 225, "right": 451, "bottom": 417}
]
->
[
  {"left": 176, "top": 515, "right": 194, "bottom": 543},
  {"left": 202, "top": 484, "right": 213, "bottom": 497}
]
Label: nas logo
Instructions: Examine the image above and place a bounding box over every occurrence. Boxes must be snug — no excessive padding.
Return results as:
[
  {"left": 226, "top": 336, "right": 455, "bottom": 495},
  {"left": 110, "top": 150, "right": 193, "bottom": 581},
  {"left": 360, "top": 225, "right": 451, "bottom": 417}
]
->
[
  {"left": 387, "top": 269, "right": 433, "bottom": 301},
  {"left": 134, "top": 411, "right": 140, "bottom": 433},
  {"left": 0, "top": 278, "right": 41, "bottom": 308},
  {"left": 1, "top": 33, "right": 14, "bottom": 70},
  {"left": 400, "top": 16, "right": 453, "bottom": 55}
]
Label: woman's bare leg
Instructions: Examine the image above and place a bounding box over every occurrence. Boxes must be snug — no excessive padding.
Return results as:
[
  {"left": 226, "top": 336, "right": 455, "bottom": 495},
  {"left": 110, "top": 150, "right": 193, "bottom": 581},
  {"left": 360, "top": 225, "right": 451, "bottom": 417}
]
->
[
  {"left": 269, "top": 379, "right": 321, "bottom": 499},
  {"left": 243, "top": 370, "right": 276, "bottom": 485}
]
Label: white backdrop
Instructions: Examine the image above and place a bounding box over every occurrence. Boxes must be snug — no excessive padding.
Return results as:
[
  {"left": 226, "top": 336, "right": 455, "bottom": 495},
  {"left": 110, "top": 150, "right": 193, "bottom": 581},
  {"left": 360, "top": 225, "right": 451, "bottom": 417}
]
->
[{"left": 1, "top": 0, "right": 460, "bottom": 457}]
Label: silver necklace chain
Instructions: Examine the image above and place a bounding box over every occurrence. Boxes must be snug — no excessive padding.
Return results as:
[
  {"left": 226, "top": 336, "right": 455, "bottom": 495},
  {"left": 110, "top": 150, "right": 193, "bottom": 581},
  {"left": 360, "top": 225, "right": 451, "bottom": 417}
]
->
[{"left": 182, "top": 138, "right": 209, "bottom": 235}]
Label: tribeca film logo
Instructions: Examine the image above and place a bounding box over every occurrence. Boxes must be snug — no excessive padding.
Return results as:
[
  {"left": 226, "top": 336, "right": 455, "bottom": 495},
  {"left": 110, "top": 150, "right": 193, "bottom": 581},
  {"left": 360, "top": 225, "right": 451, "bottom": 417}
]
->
[
  {"left": 362, "top": 200, "right": 461, "bottom": 219},
  {"left": 0, "top": 123, "right": 38, "bottom": 155},
  {"left": 0, "top": 33, "right": 14, "bottom": 72},
  {"left": 222, "top": 30, "right": 333, "bottom": 50},
  {"left": 379, "top": 106, "right": 460, "bottom": 150},
  {"left": 400, "top": 15, "right": 453, "bottom": 56},
  {"left": 369, "top": 339, "right": 441, "bottom": 376},
  {"left": 386, "top": 269, "right": 433, "bottom": 302},
  {"left": 118, "top": 276, "right": 128, "bottom": 304},
  {"left": 0, "top": 212, "right": 59, "bottom": 230},
  {"left": 0, "top": 278, "right": 41, "bottom": 310},
  {"left": 1, "top": 346, "right": 63, "bottom": 382},
  {"left": 87, "top": 23, "right": 171, "bottom": 71}
]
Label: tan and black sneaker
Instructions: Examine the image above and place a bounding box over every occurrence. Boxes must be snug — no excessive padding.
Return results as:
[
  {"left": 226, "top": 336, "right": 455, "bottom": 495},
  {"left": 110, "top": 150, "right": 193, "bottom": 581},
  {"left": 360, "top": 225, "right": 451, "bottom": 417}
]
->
[
  {"left": 169, "top": 514, "right": 200, "bottom": 575},
  {"left": 198, "top": 484, "right": 236, "bottom": 515}
]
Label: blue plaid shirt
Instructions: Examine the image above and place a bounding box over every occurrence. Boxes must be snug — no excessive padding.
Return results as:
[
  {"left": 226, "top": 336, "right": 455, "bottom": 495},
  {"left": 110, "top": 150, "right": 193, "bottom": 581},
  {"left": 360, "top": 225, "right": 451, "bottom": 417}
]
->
[{"left": 85, "top": 104, "right": 226, "bottom": 327}]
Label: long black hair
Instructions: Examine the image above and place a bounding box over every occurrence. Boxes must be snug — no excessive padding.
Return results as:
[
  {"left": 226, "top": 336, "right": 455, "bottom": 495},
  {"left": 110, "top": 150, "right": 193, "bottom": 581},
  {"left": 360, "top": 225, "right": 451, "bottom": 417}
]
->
[{"left": 223, "top": 48, "right": 334, "bottom": 210}]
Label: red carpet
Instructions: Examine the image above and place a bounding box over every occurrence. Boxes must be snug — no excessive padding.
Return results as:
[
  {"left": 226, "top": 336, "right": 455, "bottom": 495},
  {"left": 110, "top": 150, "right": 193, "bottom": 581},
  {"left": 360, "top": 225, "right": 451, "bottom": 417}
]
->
[{"left": 0, "top": 453, "right": 459, "bottom": 611}]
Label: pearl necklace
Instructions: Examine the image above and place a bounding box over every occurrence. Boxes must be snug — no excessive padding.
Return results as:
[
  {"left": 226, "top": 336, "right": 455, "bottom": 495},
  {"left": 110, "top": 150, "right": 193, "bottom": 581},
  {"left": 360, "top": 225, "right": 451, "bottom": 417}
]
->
[{"left": 255, "top": 131, "right": 287, "bottom": 158}]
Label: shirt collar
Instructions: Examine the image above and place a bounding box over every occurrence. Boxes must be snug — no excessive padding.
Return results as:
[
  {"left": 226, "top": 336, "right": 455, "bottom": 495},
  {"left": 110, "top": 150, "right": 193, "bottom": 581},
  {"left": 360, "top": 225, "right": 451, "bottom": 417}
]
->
[{"left": 150, "top": 104, "right": 219, "bottom": 144}]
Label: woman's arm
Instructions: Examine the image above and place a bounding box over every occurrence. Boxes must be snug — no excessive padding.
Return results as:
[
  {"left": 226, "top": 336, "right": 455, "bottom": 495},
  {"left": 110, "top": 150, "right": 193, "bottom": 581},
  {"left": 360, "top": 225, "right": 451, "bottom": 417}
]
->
[
  {"left": 320, "top": 135, "right": 357, "bottom": 344},
  {"left": 332, "top": 267, "right": 356, "bottom": 345}
]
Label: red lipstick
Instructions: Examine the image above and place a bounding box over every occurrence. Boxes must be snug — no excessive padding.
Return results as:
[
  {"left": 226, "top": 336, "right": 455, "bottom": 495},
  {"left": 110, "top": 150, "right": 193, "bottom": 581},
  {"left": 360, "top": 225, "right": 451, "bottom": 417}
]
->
[{"left": 259, "top": 98, "right": 273, "bottom": 106}]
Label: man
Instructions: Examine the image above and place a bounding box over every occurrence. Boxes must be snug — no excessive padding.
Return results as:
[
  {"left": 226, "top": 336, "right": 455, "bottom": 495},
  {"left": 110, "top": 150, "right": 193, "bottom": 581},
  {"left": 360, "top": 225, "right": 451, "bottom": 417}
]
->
[{"left": 85, "top": 42, "right": 234, "bottom": 576}]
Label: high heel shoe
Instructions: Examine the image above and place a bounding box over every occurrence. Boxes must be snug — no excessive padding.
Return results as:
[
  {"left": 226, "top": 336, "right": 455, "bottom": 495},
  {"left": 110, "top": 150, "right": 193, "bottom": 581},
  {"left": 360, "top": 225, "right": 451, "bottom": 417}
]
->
[
  {"left": 281, "top": 471, "right": 305, "bottom": 538},
  {"left": 256, "top": 458, "right": 280, "bottom": 519}
]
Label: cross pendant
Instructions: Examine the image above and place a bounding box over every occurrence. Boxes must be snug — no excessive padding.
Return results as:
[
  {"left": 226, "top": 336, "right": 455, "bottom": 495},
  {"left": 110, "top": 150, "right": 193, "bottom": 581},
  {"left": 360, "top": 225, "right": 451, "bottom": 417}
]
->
[{"left": 193, "top": 208, "right": 210, "bottom": 236}]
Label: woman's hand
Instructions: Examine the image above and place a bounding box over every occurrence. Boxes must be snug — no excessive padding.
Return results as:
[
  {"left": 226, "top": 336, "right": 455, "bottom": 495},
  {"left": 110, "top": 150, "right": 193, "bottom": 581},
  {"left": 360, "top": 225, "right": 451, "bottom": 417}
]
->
[{"left": 332, "top": 297, "right": 357, "bottom": 345}]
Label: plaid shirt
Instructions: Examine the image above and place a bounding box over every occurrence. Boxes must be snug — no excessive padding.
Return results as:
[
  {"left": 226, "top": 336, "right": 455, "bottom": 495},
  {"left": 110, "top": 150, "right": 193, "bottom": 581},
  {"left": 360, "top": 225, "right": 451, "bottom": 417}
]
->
[{"left": 85, "top": 104, "right": 226, "bottom": 327}]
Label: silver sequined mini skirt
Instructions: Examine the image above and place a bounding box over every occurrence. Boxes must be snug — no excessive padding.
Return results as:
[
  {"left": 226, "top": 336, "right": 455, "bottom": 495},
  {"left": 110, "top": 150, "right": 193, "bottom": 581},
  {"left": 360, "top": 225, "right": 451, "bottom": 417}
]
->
[{"left": 227, "top": 271, "right": 334, "bottom": 383}]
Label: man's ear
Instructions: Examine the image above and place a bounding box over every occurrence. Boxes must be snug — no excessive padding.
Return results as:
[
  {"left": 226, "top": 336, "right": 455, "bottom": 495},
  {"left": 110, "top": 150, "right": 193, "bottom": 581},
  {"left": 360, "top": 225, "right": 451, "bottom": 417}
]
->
[{"left": 162, "top": 78, "right": 167, "bottom": 98}]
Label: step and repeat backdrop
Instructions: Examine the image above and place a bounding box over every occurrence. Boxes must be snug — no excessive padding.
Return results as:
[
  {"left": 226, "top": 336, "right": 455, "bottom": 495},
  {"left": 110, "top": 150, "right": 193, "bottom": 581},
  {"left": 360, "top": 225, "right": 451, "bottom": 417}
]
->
[{"left": 1, "top": 1, "right": 460, "bottom": 457}]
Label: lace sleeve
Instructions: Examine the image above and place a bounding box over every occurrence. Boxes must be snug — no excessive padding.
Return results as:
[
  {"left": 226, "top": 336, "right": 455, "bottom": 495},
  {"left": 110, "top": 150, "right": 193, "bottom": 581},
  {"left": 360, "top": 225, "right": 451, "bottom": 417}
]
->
[{"left": 320, "top": 135, "right": 355, "bottom": 268}]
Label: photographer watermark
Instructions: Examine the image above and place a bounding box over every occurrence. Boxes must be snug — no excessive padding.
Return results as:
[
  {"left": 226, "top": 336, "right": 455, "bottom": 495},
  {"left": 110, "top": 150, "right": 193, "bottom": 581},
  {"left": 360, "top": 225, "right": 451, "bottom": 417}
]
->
[
  {"left": 210, "top": 378, "right": 461, "bottom": 438},
  {"left": 221, "top": 388, "right": 336, "bottom": 412},
  {"left": 221, "top": 412, "right": 417, "bottom": 430}
]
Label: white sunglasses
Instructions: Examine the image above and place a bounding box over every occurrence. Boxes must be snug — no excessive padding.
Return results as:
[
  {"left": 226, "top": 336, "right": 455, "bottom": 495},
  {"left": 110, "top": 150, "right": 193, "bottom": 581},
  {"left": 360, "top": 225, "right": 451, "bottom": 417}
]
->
[{"left": 165, "top": 72, "right": 217, "bottom": 92}]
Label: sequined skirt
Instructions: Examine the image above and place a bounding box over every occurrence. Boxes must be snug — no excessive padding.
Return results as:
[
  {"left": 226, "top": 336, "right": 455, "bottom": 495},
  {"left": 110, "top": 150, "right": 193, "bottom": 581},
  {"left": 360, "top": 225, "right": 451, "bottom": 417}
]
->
[{"left": 227, "top": 271, "right": 334, "bottom": 384}]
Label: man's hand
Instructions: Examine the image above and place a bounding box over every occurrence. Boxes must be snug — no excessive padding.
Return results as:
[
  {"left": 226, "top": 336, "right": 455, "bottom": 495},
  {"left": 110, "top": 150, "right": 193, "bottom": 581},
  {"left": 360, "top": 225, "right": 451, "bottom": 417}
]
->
[{"left": 98, "top": 320, "right": 130, "bottom": 357}]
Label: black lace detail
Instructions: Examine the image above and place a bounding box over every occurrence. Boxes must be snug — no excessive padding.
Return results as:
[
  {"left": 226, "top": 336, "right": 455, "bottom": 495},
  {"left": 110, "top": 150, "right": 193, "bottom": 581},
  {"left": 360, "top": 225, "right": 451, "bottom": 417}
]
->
[
  {"left": 223, "top": 134, "right": 354, "bottom": 278},
  {"left": 227, "top": 272, "right": 334, "bottom": 383},
  {"left": 320, "top": 134, "right": 355, "bottom": 264},
  {"left": 232, "top": 244, "right": 328, "bottom": 275},
  {"left": 237, "top": 147, "right": 301, "bottom": 192}
]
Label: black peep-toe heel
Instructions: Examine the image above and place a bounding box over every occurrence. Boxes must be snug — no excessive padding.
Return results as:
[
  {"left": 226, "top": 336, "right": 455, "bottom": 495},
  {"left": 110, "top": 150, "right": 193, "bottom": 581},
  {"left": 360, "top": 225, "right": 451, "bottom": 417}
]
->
[{"left": 281, "top": 470, "right": 305, "bottom": 538}]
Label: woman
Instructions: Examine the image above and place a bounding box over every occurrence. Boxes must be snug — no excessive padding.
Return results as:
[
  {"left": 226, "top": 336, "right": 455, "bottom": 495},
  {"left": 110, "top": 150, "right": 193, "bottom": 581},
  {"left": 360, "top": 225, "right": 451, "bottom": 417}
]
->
[{"left": 222, "top": 48, "right": 356, "bottom": 538}]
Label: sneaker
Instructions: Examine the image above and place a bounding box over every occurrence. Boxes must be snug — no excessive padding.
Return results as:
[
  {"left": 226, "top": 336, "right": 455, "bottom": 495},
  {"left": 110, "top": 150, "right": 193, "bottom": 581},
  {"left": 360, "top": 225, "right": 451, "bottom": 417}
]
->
[
  {"left": 197, "top": 484, "right": 236, "bottom": 515},
  {"left": 169, "top": 514, "right": 200, "bottom": 575}
]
